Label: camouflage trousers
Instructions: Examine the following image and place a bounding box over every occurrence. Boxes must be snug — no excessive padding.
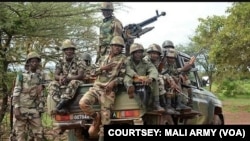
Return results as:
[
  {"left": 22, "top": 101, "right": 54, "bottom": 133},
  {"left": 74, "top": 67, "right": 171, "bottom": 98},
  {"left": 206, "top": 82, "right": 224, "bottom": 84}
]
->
[
  {"left": 79, "top": 84, "right": 115, "bottom": 136},
  {"left": 14, "top": 111, "right": 43, "bottom": 141},
  {"left": 158, "top": 75, "right": 167, "bottom": 96},
  {"left": 47, "top": 80, "right": 82, "bottom": 102}
]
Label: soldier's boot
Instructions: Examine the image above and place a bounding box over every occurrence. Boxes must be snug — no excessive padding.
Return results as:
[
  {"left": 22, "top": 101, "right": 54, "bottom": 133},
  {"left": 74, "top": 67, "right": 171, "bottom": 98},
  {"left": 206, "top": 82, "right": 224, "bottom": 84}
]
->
[
  {"left": 175, "top": 94, "right": 192, "bottom": 112},
  {"left": 56, "top": 99, "right": 70, "bottom": 113},
  {"left": 153, "top": 96, "right": 165, "bottom": 112},
  {"left": 88, "top": 112, "right": 101, "bottom": 136},
  {"left": 166, "top": 96, "right": 180, "bottom": 115},
  {"left": 187, "top": 88, "right": 193, "bottom": 108},
  {"left": 159, "top": 95, "right": 175, "bottom": 114}
]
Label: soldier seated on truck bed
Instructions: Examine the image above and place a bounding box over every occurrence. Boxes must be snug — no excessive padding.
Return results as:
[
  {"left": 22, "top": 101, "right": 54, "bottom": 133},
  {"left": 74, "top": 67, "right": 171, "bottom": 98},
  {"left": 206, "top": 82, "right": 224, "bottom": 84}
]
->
[
  {"left": 123, "top": 43, "right": 165, "bottom": 112},
  {"left": 161, "top": 48, "right": 195, "bottom": 112},
  {"left": 47, "top": 39, "right": 85, "bottom": 114}
]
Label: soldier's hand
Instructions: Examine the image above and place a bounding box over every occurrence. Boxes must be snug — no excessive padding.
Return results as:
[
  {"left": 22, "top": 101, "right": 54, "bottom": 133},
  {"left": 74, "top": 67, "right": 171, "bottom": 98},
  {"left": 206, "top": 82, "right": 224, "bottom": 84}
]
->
[
  {"left": 141, "top": 77, "right": 152, "bottom": 85},
  {"left": 36, "top": 85, "right": 44, "bottom": 95},
  {"left": 101, "top": 63, "right": 117, "bottom": 71},
  {"left": 14, "top": 108, "right": 22, "bottom": 120},
  {"left": 105, "top": 80, "right": 117, "bottom": 93},
  {"left": 189, "top": 56, "right": 196, "bottom": 65}
]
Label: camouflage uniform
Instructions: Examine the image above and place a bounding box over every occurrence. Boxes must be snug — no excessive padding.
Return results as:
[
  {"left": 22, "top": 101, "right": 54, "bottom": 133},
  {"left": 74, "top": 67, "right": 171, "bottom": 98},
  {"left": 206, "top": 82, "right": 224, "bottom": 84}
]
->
[
  {"left": 47, "top": 39, "right": 85, "bottom": 113},
  {"left": 123, "top": 43, "right": 164, "bottom": 112},
  {"left": 144, "top": 43, "right": 176, "bottom": 114},
  {"left": 12, "top": 52, "right": 45, "bottom": 141},
  {"left": 79, "top": 36, "right": 126, "bottom": 139},
  {"left": 48, "top": 55, "right": 85, "bottom": 102},
  {"left": 161, "top": 48, "right": 192, "bottom": 111},
  {"left": 96, "top": 2, "right": 123, "bottom": 63}
]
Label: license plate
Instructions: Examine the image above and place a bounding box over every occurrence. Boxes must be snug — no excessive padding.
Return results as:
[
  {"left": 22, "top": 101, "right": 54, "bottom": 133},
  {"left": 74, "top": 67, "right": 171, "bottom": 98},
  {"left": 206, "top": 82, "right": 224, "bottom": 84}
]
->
[{"left": 73, "top": 114, "right": 90, "bottom": 120}]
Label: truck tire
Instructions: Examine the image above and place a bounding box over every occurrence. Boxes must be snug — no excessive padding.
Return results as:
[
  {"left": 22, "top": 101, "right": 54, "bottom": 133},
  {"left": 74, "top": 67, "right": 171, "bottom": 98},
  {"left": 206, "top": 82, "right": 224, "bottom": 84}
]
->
[{"left": 212, "top": 115, "right": 222, "bottom": 125}]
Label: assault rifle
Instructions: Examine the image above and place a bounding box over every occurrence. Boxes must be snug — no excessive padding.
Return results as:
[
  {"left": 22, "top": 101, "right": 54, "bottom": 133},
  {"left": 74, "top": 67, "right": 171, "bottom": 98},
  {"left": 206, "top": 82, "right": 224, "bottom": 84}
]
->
[{"left": 123, "top": 10, "right": 166, "bottom": 56}]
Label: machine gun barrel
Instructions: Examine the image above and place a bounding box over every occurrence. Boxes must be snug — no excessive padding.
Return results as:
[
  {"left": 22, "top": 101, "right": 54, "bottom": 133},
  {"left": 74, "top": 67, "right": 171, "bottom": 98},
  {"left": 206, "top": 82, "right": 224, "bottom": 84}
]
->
[{"left": 138, "top": 10, "right": 166, "bottom": 27}]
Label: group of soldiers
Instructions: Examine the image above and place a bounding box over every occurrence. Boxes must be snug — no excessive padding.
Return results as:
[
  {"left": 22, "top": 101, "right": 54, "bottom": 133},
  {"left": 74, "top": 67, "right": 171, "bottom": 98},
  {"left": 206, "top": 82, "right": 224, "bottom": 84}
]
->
[{"left": 11, "top": 2, "right": 197, "bottom": 141}]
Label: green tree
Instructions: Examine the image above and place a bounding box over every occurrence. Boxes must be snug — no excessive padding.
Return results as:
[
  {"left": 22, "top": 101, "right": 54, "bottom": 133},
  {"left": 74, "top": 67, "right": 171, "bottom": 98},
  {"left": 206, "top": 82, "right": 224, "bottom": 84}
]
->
[{"left": 0, "top": 2, "right": 104, "bottom": 123}]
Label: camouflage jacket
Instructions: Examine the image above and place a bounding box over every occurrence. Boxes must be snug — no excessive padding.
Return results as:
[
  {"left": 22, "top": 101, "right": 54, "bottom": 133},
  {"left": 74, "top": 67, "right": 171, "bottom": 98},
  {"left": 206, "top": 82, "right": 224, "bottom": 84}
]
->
[
  {"left": 93, "top": 53, "right": 126, "bottom": 86},
  {"left": 125, "top": 56, "right": 158, "bottom": 80},
  {"left": 12, "top": 69, "right": 45, "bottom": 111},
  {"left": 162, "top": 62, "right": 180, "bottom": 77},
  {"left": 98, "top": 16, "right": 123, "bottom": 54},
  {"left": 56, "top": 55, "right": 86, "bottom": 79}
]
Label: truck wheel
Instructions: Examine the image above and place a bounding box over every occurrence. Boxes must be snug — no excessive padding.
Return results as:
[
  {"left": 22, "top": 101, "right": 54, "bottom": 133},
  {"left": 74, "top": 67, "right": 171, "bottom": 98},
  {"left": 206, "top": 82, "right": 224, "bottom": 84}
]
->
[{"left": 212, "top": 115, "right": 222, "bottom": 125}]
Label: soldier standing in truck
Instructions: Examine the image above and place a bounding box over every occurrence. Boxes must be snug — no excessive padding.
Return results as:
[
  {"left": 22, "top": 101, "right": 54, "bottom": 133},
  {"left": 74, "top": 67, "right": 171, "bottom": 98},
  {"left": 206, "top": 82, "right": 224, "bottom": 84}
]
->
[{"left": 96, "top": 2, "right": 123, "bottom": 63}]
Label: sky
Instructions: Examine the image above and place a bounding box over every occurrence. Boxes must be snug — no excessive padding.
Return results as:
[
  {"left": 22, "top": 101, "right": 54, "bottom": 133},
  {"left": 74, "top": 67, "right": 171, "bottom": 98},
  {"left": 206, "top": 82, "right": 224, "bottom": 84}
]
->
[{"left": 115, "top": 2, "right": 233, "bottom": 48}]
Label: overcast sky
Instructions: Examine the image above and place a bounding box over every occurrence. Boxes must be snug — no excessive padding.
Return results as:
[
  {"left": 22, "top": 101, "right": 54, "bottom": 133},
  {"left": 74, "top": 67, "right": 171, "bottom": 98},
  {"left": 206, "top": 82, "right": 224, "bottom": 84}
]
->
[{"left": 115, "top": 2, "right": 233, "bottom": 48}]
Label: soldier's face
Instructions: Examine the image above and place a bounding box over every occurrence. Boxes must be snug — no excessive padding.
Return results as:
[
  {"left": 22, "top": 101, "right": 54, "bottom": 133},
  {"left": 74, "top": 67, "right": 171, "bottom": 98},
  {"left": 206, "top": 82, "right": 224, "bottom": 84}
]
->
[
  {"left": 111, "top": 45, "right": 123, "bottom": 55},
  {"left": 28, "top": 58, "right": 40, "bottom": 70},
  {"left": 149, "top": 52, "right": 160, "bottom": 61},
  {"left": 167, "top": 57, "right": 175, "bottom": 64},
  {"left": 102, "top": 10, "right": 113, "bottom": 18},
  {"left": 133, "top": 50, "right": 144, "bottom": 61},
  {"left": 64, "top": 48, "right": 75, "bottom": 59}
]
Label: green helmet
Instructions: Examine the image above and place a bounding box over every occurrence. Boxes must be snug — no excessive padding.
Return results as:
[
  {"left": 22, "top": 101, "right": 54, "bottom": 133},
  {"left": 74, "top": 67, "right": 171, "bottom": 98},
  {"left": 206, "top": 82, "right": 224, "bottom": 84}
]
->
[
  {"left": 26, "top": 51, "right": 41, "bottom": 63},
  {"left": 130, "top": 43, "right": 144, "bottom": 54},
  {"left": 82, "top": 52, "right": 92, "bottom": 61},
  {"left": 166, "top": 48, "right": 177, "bottom": 58},
  {"left": 62, "top": 39, "right": 76, "bottom": 51},
  {"left": 100, "top": 2, "right": 114, "bottom": 11},
  {"left": 110, "top": 36, "right": 125, "bottom": 47},
  {"left": 147, "top": 43, "right": 162, "bottom": 55},
  {"left": 162, "top": 40, "right": 174, "bottom": 48}
]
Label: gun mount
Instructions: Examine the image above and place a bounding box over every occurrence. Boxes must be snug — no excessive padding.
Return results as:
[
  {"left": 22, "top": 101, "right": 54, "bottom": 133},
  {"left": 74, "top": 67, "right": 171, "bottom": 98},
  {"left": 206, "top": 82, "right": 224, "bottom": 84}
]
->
[{"left": 123, "top": 10, "right": 166, "bottom": 56}]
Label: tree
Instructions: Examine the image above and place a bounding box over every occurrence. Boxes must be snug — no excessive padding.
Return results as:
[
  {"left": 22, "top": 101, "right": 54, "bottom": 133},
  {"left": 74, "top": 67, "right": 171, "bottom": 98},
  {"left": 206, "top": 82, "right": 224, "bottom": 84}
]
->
[{"left": 0, "top": 2, "right": 104, "bottom": 123}]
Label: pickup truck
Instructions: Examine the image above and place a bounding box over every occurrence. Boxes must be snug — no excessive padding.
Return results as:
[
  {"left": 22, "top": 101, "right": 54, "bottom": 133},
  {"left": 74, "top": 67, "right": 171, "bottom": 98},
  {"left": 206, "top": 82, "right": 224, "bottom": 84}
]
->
[{"left": 46, "top": 51, "right": 224, "bottom": 140}]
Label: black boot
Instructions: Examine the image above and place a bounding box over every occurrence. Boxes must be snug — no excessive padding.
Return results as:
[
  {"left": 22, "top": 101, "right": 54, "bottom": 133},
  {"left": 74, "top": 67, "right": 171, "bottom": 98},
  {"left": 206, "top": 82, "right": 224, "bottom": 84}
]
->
[
  {"left": 153, "top": 96, "right": 165, "bottom": 112},
  {"left": 56, "top": 99, "right": 70, "bottom": 112},
  {"left": 160, "top": 95, "right": 175, "bottom": 114},
  {"left": 187, "top": 88, "right": 193, "bottom": 108},
  {"left": 175, "top": 94, "right": 192, "bottom": 112}
]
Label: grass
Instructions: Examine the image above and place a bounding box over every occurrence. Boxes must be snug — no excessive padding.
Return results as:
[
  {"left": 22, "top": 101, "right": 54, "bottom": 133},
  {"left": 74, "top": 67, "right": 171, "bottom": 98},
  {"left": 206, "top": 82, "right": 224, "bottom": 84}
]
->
[{"left": 221, "top": 95, "right": 250, "bottom": 113}]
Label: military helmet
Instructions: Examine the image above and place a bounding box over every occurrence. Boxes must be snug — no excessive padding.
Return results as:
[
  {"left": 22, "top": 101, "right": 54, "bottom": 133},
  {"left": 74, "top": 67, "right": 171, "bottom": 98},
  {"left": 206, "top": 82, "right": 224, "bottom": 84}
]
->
[
  {"left": 82, "top": 52, "right": 92, "bottom": 61},
  {"left": 26, "top": 51, "right": 41, "bottom": 63},
  {"left": 130, "top": 43, "right": 144, "bottom": 54},
  {"left": 166, "top": 48, "right": 177, "bottom": 58},
  {"left": 100, "top": 2, "right": 114, "bottom": 11},
  {"left": 62, "top": 39, "right": 76, "bottom": 51},
  {"left": 162, "top": 40, "right": 175, "bottom": 48},
  {"left": 110, "top": 36, "right": 125, "bottom": 47},
  {"left": 147, "top": 43, "right": 162, "bottom": 55}
]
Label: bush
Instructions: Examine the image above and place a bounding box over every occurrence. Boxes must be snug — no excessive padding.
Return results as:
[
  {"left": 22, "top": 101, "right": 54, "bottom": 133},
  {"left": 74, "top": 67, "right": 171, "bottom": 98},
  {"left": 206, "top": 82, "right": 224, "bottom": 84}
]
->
[{"left": 216, "top": 79, "right": 250, "bottom": 97}]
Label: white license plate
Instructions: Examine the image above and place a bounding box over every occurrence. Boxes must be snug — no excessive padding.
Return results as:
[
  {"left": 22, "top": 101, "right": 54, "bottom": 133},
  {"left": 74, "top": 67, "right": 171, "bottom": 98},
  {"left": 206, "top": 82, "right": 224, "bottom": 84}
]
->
[{"left": 73, "top": 114, "right": 90, "bottom": 120}]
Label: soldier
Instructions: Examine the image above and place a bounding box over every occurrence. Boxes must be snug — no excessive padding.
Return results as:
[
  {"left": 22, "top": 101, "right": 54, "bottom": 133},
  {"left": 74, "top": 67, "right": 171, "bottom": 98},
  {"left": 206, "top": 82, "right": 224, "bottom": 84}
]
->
[
  {"left": 96, "top": 2, "right": 123, "bottom": 63},
  {"left": 47, "top": 39, "right": 85, "bottom": 113},
  {"left": 123, "top": 43, "right": 165, "bottom": 112},
  {"left": 79, "top": 36, "right": 126, "bottom": 141},
  {"left": 144, "top": 43, "right": 178, "bottom": 114},
  {"left": 82, "top": 52, "right": 97, "bottom": 83},
  {"left": 12, "top": 51, "right": 45, "bottom": 141},
  {"left": 161, "top": 48, "right": 192, "bottom": 111},
  {"left": 162, "top": 40, "right": 196, "bottom": 107}
]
